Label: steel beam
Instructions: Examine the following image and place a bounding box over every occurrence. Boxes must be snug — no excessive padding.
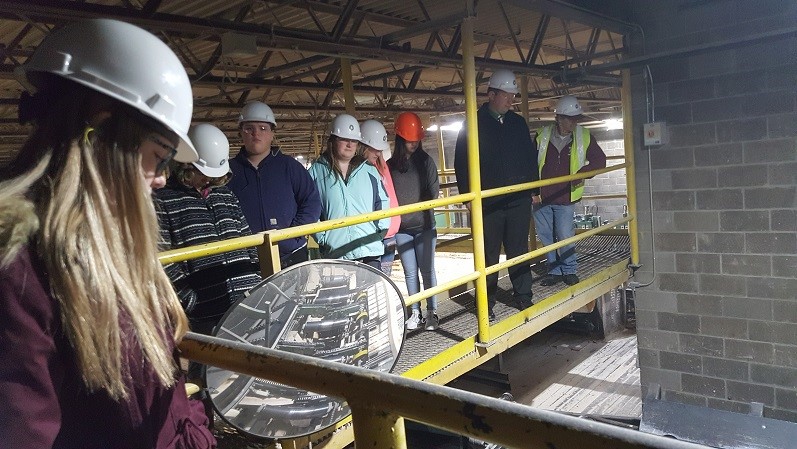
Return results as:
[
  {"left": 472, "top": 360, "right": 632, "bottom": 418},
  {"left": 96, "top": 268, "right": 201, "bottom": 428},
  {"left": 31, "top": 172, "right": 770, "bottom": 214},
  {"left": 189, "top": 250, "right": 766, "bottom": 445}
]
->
[{"left": 503, "top": 0, "right": 639, "bottom": 35}]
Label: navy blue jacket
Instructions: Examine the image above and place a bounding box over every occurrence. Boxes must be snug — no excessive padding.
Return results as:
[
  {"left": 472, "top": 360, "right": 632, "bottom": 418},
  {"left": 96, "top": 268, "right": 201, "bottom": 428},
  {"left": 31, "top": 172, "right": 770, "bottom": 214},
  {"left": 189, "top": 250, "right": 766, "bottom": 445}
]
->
[{"left": 228, "top": 147, "right": 322, "bottom": 259}]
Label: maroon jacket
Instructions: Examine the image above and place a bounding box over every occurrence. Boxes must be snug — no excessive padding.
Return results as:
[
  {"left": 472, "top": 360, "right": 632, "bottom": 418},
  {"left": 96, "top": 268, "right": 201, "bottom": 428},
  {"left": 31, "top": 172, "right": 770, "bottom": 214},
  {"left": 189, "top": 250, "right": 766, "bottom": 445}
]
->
[
  {"left": 538, "top": 130, "right": 607, "bottom": 205},
  {"left": 0, "top": 246, "right": 216, "bottom": 449}
]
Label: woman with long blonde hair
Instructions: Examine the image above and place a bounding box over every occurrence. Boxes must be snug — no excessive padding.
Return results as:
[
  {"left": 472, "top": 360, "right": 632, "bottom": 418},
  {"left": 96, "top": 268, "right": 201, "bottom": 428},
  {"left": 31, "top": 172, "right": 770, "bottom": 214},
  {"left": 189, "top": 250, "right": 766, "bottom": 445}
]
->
[{"left": 0, "top": 19, "right": 215, "bottom": 448}]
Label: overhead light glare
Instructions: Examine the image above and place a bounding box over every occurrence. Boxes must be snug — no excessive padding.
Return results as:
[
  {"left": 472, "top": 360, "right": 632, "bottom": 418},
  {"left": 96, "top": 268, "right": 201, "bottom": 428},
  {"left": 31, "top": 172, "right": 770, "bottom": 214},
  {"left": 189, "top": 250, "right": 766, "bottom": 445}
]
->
[{"left": 605, "top": 118, "right": 623, "bottom": 130}]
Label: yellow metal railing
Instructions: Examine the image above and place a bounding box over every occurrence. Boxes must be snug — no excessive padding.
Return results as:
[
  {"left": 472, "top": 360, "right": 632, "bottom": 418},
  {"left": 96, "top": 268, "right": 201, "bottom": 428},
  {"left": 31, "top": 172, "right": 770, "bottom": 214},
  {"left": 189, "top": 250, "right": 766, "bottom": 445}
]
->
[
  {"left": 159, "top": 164, "right": 631, "bottom": 343},
  {"left": 180, "top": 332, "right": 707, "bottom": 449}
]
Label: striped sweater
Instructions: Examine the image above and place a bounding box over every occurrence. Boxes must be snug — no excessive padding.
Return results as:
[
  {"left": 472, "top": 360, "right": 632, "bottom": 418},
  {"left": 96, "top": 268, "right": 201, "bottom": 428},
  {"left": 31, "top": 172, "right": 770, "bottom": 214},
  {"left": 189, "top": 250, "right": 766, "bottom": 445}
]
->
[{"left": 154, "top": 180, "right": 262, "bottom": 330}]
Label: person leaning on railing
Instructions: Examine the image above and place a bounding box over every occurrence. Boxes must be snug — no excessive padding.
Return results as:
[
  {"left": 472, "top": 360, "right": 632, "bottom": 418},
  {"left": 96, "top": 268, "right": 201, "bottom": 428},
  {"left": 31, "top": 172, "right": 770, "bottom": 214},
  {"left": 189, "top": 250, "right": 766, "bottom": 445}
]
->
[
  {"left": 154, "top": 124, "right": 261, "bottom": 380},
  {"left": 0, "top": 19, "right": 215, "bottom": 448}
]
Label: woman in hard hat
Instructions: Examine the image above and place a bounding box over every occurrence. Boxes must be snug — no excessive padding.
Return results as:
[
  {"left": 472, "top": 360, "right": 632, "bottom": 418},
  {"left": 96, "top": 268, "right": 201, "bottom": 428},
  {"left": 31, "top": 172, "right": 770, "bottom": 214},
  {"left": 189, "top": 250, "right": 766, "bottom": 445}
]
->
[
  {"left": 0, "top": 19, "right": 215, "bottom": 447},
  {"left": 360, "top": 119, "right": 401, "bottom": 275},
  {"left": 154, "top": 124, "right": 262, "bottom": 372},
  {"left": 309, "top": 114, "right": 390, "bottom": 268},
  {"left": 387, "top": 112, "right": 441, "bottom": 331}
]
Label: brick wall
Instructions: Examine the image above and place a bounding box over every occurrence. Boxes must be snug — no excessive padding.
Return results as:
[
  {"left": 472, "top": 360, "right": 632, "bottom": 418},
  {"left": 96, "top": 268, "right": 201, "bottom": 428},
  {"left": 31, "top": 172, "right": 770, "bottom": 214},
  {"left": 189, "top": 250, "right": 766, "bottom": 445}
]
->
[
  {"left": 583, "top": 132, "right": 628, "bottom": 223},
  {"left": 629, "top": 0, "right": 797, "bottom": 421}
]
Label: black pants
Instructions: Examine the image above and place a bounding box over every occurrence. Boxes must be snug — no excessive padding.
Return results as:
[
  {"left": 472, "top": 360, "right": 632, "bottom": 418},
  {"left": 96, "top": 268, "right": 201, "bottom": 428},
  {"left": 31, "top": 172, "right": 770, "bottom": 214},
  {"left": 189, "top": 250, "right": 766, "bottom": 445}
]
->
[
  {"left": 482, "top": 198, "right": 533, "bottom": 308},
  {"left": 355, "top": 256, "right": 382, "bottom": 271}
]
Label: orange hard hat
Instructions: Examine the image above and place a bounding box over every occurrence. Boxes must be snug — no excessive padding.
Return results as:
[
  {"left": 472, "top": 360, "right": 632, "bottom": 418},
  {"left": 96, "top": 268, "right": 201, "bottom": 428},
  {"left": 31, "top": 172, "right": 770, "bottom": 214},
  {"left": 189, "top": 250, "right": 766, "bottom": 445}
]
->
[{"left": 394, "top": 112, "right": 424, "bottom": 141}]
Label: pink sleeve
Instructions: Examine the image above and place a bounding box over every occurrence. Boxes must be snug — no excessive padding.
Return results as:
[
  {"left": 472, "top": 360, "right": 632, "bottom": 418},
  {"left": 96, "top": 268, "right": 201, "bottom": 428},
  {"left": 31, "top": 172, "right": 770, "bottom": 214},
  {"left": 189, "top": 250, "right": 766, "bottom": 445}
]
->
[{"left": 379, "top": 165, "right": 402, "bottom": 238}]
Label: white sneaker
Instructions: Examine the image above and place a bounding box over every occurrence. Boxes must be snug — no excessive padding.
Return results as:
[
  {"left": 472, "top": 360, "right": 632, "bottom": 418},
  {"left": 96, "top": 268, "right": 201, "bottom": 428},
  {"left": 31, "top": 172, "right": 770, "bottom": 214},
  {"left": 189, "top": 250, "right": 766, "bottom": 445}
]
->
[{"left": 405, "top": 309, "right": 422, "bottom": 330}]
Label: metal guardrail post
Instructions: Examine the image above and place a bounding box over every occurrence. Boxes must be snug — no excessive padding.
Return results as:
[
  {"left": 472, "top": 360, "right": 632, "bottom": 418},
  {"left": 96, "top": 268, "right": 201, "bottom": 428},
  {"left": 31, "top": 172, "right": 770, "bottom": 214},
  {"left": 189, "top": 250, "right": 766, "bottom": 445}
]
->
[
  {"left": 436, "top": 125, "right": 453, "bottom": 230},
  {"left": 351, "top": 407, "right": 407, "bottom": 449},
  {"left": 461, "top": 8, "right": 491, "bottom": 343},
  {"left": 622, "top": 69, "right": 640, "bottom": 266},
  {"left": 258, "top": 231, "right": 281, "bottom": 277},
  {"left": 341, "top": 57, "right": 356, "bottom": 115}
]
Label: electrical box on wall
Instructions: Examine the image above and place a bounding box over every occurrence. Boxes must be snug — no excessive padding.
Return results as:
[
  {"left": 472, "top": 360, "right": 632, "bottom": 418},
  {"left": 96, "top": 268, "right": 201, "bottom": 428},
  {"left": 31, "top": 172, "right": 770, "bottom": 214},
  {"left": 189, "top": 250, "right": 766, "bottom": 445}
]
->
[{"left": 643, "top": 122, "right": 669, "bottom": 146}]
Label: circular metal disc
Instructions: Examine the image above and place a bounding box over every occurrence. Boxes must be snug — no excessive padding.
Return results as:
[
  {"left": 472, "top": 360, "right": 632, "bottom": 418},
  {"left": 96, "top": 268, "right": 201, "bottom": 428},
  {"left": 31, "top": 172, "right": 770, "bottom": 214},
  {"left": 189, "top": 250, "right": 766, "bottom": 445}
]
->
[{"left": 206, "top": 259, "right": 406, "bottom": 439}]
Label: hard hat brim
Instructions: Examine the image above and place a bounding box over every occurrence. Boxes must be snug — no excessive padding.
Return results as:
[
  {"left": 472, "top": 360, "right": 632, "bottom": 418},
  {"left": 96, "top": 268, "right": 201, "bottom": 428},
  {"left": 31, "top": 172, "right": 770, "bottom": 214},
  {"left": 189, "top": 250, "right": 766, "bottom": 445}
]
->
[
  {"left": 496, "top": 87, "right": 519, "bottom": 95},
  {"left": 192, "top": 162, "right": 231, "bottom": 178}
]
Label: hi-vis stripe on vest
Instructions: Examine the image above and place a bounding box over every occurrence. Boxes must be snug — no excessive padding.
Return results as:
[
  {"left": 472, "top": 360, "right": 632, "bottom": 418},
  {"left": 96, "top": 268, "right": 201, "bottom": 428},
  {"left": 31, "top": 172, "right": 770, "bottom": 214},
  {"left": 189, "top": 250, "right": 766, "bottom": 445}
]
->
[{"left": 536, "top": 124, "right": 591, "bottom": 202}]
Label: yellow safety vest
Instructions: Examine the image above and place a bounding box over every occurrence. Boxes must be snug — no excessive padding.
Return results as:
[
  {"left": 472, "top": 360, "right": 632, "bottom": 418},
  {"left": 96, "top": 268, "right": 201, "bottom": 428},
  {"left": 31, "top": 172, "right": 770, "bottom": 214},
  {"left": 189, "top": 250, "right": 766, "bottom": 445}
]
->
[{"left": 536, "top": 124, "right": 591, "bottom": 202}]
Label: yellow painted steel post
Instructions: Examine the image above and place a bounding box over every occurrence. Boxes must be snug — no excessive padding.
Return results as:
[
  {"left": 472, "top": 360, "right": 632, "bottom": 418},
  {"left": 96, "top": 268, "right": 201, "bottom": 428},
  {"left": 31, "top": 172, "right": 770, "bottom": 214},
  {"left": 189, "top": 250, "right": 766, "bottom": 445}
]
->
[
  {"left": 461, "top": 7, "right": 490, "bottom": 342},
  {"left": 341, "top": 58, "right": 356, "bottom": 115},
  {"left": 258, "top": 232, "right": 281, "bottom": 277},
  {"left": 436, "top": 124, "right": 452, "bottom": 229},
  {"left": 621, "top": 69, "right": 639, "bottom": 265},
  {"left": 520, "top": 74, "right": 538, "bottom": 250},
  {"left": 351, "top": 407, "right": 407, "bottom": 449}
]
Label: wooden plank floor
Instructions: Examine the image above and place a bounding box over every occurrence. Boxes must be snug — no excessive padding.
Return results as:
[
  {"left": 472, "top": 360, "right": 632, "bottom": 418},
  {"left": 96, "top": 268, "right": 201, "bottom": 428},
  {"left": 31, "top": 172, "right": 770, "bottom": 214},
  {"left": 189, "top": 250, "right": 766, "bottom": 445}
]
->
[
  {"left": 451, "top": 329, "right": 642, "bottom": 419},
  {"left": 521, "top": 331, "right": 641, "bottom": 417}
]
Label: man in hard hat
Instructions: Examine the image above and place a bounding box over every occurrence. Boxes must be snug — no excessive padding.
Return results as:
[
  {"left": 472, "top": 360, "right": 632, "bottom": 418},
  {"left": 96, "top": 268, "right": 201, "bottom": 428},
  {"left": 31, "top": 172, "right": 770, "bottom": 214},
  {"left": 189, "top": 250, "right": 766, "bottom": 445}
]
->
[
  {"left": 532, "top": 95, "right": 606, "bottom": 286},
  {"left": 228, "top": 101, "right": 322, "bottom": 268},
  {"left": 454, "top": 69, "right": 539, "bottom": 321}
]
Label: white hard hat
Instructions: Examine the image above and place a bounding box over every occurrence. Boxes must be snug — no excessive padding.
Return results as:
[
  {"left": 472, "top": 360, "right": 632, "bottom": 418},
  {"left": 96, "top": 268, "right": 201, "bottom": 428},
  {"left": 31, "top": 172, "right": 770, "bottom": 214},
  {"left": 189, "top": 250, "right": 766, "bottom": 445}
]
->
[
  {"left": 555, "top": 95, "right": 583, "bottom": 117},
  {"left": 329, "top": 114, "right": 361, "bottom": 141},
  {"left": 21, "top": 19, "right": 197, "bottom": 163},
  {"left": 238, "top": 101, "right": 276, "bottom": 126},
  {"left": 188, "top": 124, "right": 230, "bottom": 178},
  {"left": 359, "top": 119, "right": 389, "bottom": 151},
  {"left": 488, "top": 69, "right": 519, "bottom": 94}
]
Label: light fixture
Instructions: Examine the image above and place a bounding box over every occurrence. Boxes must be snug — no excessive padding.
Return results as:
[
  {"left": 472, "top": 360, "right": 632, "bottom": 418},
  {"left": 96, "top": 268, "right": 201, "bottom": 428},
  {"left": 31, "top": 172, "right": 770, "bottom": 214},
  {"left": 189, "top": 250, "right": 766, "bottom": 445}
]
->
[
  {"left": 604, "top": 118, "right": 623, "bottom": 130},
  {"left": 425, "top": 122, "right": 462, "bottom": 132},
  {"left": 441, "top": 121, "right": 462, "bottom": 132}
]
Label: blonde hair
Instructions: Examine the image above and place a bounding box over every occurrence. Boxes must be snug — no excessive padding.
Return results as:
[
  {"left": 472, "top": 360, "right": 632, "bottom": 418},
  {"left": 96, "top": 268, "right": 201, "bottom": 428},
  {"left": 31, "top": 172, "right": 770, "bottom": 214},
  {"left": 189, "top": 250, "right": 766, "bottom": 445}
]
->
[{"left": 0, "top": 79, "right": 187, "bottom": 400}]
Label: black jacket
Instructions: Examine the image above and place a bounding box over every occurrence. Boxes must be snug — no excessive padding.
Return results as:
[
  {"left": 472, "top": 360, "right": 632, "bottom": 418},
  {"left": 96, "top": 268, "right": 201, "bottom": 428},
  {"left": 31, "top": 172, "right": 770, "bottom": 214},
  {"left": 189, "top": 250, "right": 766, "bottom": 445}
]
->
[{"left": 454, "top": 103, "right": 538, "bottom": 210}]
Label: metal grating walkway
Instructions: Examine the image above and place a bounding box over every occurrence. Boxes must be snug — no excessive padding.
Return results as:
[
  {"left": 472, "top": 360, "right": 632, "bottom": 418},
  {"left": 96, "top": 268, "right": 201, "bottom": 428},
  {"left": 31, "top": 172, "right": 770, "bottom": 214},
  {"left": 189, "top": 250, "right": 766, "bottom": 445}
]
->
[{"left": 393, "top": 234, "right": 631, "bottom": 374}]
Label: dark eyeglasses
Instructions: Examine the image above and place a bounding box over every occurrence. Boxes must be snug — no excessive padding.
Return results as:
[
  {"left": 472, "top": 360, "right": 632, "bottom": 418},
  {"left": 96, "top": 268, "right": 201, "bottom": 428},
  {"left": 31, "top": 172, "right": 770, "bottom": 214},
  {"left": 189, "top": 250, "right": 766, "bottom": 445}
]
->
[{"left": 147, "top": 135, "right": 178, "bottom": 176}]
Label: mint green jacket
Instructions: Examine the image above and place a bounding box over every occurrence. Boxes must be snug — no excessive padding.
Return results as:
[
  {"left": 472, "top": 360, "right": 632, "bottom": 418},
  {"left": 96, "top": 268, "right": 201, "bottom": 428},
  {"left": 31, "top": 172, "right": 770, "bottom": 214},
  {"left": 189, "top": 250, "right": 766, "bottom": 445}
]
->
[{"left": 309, "top": 156, "right": 390, "bottom": 260}]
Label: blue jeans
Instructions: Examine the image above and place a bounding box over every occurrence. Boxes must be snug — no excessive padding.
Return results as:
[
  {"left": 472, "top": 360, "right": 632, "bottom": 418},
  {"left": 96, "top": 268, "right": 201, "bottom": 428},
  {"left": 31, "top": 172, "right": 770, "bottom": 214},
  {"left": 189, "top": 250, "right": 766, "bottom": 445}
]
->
[
  {"left": 533, "top": 203, "right": 577, "bottom": 276},
  {"left": 395, "top": 228, "right": 438, "bottom": 312},
  {"left": 380, "top": 236, "right": 397, "bottom": 276}
]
